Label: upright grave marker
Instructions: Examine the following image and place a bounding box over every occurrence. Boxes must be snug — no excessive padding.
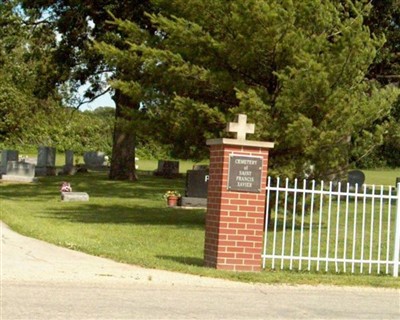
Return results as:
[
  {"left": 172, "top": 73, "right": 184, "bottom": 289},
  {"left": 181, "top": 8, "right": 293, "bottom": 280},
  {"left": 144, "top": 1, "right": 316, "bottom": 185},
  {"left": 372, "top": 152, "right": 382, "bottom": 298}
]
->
[
  {"left": 204, "top": 114, "right": 274, "bottom": 272},
  {"left": 83, "top": 151, "right": 108, "bottom": 170},
  {"left": 35, "top": 146, "right": 56, "bottom": 176},
  {"left": 155, "top": 160, "right": 179, "bottom": 178},
  {"left": 348, "top": 169, "right": 365, "bottom": 188},
  {"left": 2, "top": 161, "right": 37, "bottom": 182},
  {"left": 62, "top": 150, "right": 76, "bottom": 175},
  {"left": 0, "top": 150, "right": 19, "bottom": 175},
  {"left": 181, "top": 167, "right": 209, "bottom": 207}
]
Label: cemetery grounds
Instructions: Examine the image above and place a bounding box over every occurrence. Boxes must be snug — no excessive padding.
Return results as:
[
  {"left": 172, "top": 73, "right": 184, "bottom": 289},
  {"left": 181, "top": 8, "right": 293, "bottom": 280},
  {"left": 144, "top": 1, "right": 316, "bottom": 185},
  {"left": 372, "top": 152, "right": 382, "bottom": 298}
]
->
[{"left": 1, "top": 158, "right": 399, "bottom": 288}]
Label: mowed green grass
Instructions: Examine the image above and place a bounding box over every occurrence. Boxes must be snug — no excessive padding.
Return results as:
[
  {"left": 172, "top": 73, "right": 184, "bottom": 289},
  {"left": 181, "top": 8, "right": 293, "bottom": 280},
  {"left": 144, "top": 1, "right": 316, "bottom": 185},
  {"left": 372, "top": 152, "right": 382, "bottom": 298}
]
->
[
  {"left": 363, "top": 168, "right": 400, "bottom": 186},
  {"left": 1, "top": 169, "right": 399, "bottom": 288},
  {"left": 264, "top": 199, "right": 397, "bottom": 274},
  {"left": 1, "top": 173, "right": 198, "bottom": 268}
]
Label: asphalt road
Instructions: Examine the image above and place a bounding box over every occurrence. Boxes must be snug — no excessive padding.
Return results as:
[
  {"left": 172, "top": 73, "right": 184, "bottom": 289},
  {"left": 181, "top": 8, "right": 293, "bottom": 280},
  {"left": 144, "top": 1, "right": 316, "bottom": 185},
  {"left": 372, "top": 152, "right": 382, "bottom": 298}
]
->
[{"left": 1, "top": 222, "right": 399, "bottom": 320}]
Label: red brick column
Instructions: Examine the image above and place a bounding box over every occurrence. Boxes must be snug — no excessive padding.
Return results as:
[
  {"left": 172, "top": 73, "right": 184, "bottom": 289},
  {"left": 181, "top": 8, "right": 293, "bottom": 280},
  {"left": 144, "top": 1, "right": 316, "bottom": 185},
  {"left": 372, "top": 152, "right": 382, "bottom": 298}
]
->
[{"left": 204, "top": 139, "right": 273, "bottom": 272}]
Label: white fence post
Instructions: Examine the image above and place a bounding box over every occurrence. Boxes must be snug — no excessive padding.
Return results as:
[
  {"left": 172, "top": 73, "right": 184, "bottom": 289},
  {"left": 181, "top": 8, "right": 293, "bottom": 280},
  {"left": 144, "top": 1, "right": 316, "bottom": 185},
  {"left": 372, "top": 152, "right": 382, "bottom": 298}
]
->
[{"left": 393, "top": 183, "right": 400, "bottom": 277}]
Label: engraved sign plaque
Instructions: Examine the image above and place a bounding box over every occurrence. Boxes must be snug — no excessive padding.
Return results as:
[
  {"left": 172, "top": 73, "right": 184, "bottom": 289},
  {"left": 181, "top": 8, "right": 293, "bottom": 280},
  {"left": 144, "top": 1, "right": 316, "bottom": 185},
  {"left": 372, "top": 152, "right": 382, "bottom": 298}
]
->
[{"left": 227, "top": 154, "right": 263, "bottom": 193}]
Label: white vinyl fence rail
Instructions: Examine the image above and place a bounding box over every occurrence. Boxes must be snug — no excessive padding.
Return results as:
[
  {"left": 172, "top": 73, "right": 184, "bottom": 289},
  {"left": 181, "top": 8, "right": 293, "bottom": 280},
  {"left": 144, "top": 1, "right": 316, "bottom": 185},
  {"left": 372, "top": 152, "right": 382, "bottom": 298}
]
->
[{"left": 262, "top": 177, "right": 400, "bottom": 277}]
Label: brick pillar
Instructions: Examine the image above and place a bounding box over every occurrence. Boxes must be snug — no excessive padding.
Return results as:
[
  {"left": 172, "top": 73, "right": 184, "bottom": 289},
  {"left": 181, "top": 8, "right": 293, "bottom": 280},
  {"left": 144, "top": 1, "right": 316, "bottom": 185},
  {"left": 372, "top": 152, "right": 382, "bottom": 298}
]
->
[{"left": 204, "top": 139, "right": 273, "bottom": 272}]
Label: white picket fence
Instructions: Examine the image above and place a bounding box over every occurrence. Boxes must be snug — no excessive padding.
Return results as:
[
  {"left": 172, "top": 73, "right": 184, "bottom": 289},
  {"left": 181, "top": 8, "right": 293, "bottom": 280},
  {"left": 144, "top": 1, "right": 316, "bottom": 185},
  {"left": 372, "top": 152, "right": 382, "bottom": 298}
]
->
[{"left": 262, "top": 177, "right": 400, "bottom": 277}]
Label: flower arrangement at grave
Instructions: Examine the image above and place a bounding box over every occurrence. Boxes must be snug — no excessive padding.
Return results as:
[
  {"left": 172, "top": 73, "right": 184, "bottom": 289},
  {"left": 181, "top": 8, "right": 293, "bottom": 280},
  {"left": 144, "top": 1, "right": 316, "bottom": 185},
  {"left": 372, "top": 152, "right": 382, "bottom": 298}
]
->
[
  {"left": 163, "top": 190, "right": 181, "bottom": 207},
  {"left": 163, "top": 190, "right": 181, "bottom": 200},
  {"left": 60, "top": 181, "right": 72, "bottom": 192}
]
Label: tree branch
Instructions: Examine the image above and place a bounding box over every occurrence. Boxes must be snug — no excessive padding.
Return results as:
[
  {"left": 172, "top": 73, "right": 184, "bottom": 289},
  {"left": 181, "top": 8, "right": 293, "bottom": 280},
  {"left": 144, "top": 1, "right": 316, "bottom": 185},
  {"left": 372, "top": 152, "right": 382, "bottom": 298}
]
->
[
  {"left": 74, "top": 87, "right": 113, "bottom": 110},
  {"left": 22, "top": 19, "right": 52, "bottom": 26}
]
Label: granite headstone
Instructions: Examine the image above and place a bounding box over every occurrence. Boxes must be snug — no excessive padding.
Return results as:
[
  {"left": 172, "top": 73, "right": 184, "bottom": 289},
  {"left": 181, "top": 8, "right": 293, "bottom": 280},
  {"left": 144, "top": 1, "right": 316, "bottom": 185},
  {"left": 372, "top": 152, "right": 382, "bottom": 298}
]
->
[
  {"left": 185, "top": 170, "right": 209, "bottom": 198},
  {"left": 62, "top": 150, "right": 76, "bottom": 175},
  {"left": 181, "top": 169, "right": 209, "bottom": 207},
  {"left": 83, "top": 151, "right": 107, "bottom": 170},
  {"left": 155, "top": 160, "right": 179, "bottom": 178},
  {"left": 35, "top": 146, "right": 56, "bottom": 176},
  {"left": 0, "top": 150, "right": 19, "bottom": 175},
  {"left": 348, "top": 170, "right": 365, "bottom": 188},
  {"left": 2, "top": 161, "right": 37, "bottom": 182}
]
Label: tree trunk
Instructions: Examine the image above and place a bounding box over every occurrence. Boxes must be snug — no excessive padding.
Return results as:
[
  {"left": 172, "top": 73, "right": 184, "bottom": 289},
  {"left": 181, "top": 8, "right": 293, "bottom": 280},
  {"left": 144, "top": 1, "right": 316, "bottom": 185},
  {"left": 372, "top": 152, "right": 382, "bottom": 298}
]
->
[{"left": 109, "top": 90, "right": 137, "bottom": 181}]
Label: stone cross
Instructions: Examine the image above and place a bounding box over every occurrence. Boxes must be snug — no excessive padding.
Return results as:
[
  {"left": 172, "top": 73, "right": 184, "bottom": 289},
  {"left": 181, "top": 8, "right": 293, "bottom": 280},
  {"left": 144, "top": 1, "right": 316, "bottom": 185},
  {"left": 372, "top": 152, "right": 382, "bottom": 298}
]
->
[{"left": 226, "top": 114, "right": 255, "bottom": 140}]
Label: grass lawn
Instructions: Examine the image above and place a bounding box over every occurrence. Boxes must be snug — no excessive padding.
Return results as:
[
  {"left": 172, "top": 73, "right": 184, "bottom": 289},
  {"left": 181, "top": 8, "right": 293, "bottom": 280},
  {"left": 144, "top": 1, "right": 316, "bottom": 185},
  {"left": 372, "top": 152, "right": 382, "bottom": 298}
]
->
[
  {"left": 264, "top": 197, "right": 397, "bottom": 275},
  {"left": 1, "top": 169, "right": 399, "bottom": 288},
  {"left": 363, "top": 168, "right": 400, "bottom": 186}
]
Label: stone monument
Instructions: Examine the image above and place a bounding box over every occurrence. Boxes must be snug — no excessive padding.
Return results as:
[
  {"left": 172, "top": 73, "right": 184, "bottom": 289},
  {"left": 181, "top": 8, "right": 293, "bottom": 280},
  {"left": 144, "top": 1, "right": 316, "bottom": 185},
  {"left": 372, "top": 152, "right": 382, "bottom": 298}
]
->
[
  {"left": 83, "top": 151, "right": 108, "bottom": 170},
  {"left": 62, "top": 150, "right": 76, "bottom": 175},
  {"left": 181, "top": 168, "right": 209, "bottom": 207},
  {"left": 35, "top": 146, "right": 56, "bottom": 176},
  {"left": 1, "top": 161, "right": 37, "bottom": 182},
  {"left": 0, "top": 150, "right": 19, "bottom": 175},
  {"left": 348, "top": 169, "right": 365, "bottom": 188},
  {"left": 155, "top": 160, "right": 179, "bottom": 178}
]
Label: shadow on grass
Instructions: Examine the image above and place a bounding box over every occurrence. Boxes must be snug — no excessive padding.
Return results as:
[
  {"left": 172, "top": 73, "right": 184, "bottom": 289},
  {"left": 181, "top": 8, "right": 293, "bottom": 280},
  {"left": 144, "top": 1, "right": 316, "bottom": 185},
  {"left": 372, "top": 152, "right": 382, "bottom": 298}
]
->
[
  {"left": 157, "top": 255, "right": 204, "bottom": 267},
  {"left": 0, "top": 172, "right": 186, "bottom": 201},
  {"left": 2, "top": 171, "right": 207, "bottom": 229},
  {"left": 40, "top": 203, "right": 206, "bottom": 228}
]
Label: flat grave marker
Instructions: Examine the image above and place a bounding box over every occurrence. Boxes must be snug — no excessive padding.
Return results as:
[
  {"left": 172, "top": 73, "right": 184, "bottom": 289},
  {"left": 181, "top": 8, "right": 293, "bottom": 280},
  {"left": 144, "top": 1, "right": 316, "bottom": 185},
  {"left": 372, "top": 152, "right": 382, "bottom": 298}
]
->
[{"left": 61, "top": 192, "right": 89, "bottom": 202}]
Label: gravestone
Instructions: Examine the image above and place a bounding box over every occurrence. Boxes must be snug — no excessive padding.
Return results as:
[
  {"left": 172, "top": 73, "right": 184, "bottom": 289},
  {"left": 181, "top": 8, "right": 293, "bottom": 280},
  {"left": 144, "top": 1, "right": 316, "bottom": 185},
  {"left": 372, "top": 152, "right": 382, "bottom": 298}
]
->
[
  {"left": 65, "top": 150, "right": 74, "bottom": 166},
  {"left": 396, "top": 177, "right": 400, "bottom": 189},
  {"left": 348, "top": 170, "right": 365, "bottom": 188},
  {"left": 1, "top": 161, "right": 37, "bottom": 182},
  {"left": 193, "top": 164, "right": 209, "bottom": 171},
  {"left": 62, "top": 150, "right": 76, "bottom": 175},
  {"left": 61, "top": 192, "right": 89, "bottom": 202},
  {"left": 83, "top": 151, "right": 108, "bottom": 170},
  {"left": 181, "top": 169, "right": 209, "bottom": 207},
  {"left": 155, "top": 160, "right": 179, "bottom": 178},
  {"left": 186, "top": 170, "right": 209, "bottom": 197},
  {"left": 0, "top": 150, "right": 19, "bottom": 175},
  {"left": 35, "top": 146, "right": 56, "bottom": 176}
]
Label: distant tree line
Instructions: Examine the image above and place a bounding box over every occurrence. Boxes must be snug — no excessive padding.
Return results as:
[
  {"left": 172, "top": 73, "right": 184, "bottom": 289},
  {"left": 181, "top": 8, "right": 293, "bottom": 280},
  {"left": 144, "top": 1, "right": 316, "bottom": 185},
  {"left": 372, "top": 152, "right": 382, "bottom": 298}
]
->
[{"left": 1, "top": 0, "right": 399, "bottom": 180}]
